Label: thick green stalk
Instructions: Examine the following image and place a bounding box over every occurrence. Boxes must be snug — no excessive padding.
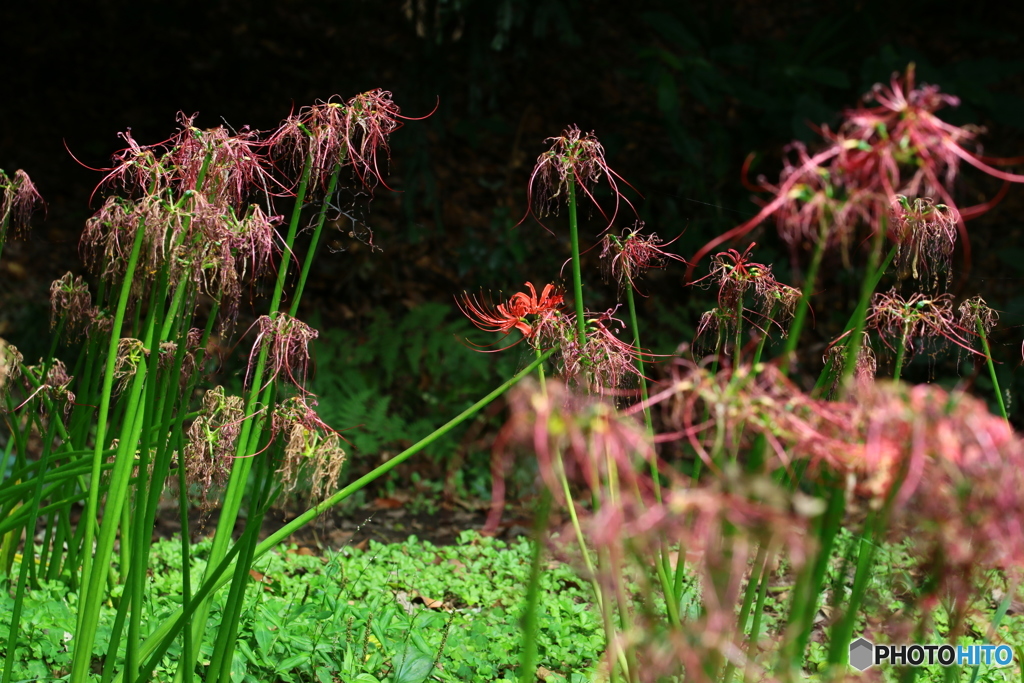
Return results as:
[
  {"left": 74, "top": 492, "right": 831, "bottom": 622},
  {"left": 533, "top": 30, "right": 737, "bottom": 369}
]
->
[
  {"left": 813, "top": 244, "right": 897, "bottom": 396},
  {"left": 1, "top": 416, "right": 60, "bottom": 683},
  {"left": 567, "top": 174, "right": 586, "bottom": 344},
  {"left": 518, "top": 490, "right": 552, "bottom": 683},
  {"left": 733, "top": 294, "right": 745, "bottom": 368},
  {"left": 289, "top": 158, "right": 344, "bottom": 318},
  {"left": 75, "top": 218, "right": 147, "bottom": 637},
  {"left": 185, "top": 151, "right": 315, "bottom": 672},
  {"left": 892, "top": 323, "right": 910, "bottom": 382},
  {"left": 71, "top": 314, "right": 156, "bottom": 683},
  {"left": 976, "top": 319, "right": 1008, "bottom": 422},
  {"left": 781, "top": 480, "right": 846, "bottom": 674},
  {"left": 721, "top": 543, "right": 770, "bottom": 683}
]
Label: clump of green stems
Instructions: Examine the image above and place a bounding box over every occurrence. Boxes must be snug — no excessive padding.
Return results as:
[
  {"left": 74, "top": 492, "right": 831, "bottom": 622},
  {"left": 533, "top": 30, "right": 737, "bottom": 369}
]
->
[{"left": 0, "top": 93, "right": 554, "bottom": 683}]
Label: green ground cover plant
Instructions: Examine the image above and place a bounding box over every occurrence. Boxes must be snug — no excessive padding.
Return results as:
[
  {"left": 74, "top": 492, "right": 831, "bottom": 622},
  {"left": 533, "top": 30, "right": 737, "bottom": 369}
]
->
[{"left": 2, "top": 65, "right": 1024, "bottom": 683}]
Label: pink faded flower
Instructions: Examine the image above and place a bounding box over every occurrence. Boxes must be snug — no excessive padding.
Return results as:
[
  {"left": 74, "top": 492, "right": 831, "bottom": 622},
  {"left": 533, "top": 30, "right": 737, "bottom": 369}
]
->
[
  {"left": 271, "top": 89, "right": 420, "bottom": 193},
  {"left": 274, "top": 396, "right": 346, "bottom": 502},
  {"left": 49, "top": 272, "right": 93, "bottom": 338},
  {"left": 689, "top": 65, "right": 1024, "bottom": 278}
]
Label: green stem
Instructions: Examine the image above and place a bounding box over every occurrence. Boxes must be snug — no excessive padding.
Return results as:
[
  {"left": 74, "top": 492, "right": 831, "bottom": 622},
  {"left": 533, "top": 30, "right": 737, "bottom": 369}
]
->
[
  {"left": 781, "top": 219, "right": 828, "bottom": 374},
  {"left": 567, "top": 174, "right": 586, "bottom": 345},
  {"left": 813, "top": 243, "right": 897, "bottom": 396},
  {"left": 840, "top": 224, "right": 888, "bottom": 390},
  {"left": 892, "top": 324, "right": 910, "bottom": 382},
  {"left": 976, "top": 319, "right": 1008, "bottom": 422},
  {"left": 733, "top": 294, "right": 744, "bottom": 368},
  {"left": 75, "top": 217, "right": 147, "bottom": 642},
  {"left": 518, "top": 489, "right": 551, "bottom": 683}
]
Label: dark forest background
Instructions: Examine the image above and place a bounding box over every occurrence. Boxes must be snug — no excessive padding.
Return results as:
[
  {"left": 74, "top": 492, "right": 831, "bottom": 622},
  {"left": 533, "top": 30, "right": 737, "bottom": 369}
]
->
[{"left": 3, "top": 1, "right": 1024, "bottom": 489}]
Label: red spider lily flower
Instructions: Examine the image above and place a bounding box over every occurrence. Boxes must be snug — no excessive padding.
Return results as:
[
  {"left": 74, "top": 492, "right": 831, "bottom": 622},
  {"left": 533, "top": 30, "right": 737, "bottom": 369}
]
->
[
  {"left": 0, "top": 168, "right": 43, "bottom": 237},
  {"left": 524, "top": 125, "right": 639, "bottom": 234},
  {"left": 600, "top": 221, "right": 687, "bottom": 293},
  {"left": 457, "top": 282, "right": 564, "bottom": 349},
  {"left": 688, "top": 65, "right": 1024, "bottom": 279}
]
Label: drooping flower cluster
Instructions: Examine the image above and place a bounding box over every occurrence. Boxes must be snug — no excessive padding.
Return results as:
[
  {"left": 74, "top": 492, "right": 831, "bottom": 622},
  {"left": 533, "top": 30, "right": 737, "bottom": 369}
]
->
[
  {"left": 246, "top": 313, "right": 319, "bottom": 391},
  {"left": 0, "top": 168, "right": 43, "bottom": 240},
  {"left": 49, "top": 272, "right": 95, "bottom": 339},
  {"left": 270, "top": 89, "right": 407, "bottom": 192},
  {"left": 274, "top": 396, "right": 346, "bottom": 503},
  {"left": 184, "top": 386, "right": 245, "bottom": 508},
  {"left": 891, "top": 196, "right": 958, "bottom": 290},
  {"left": 864, "top": 289, "right": 975, "bottom": 360}
]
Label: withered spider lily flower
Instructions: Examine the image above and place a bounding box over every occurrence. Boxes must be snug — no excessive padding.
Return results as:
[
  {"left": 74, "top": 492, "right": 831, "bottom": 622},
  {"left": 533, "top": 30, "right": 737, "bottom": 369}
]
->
[
  {"left": 246, "top": 313, "right": 319, "bottom": 391},
  {"left": 524, "top": 125, "right": 638, "bottom": 234},
  {"left": 270, "top": 89, "right": 432, "bottom": 193},
  {"left": 457, "top": 282, "right": 564, "bottom": 350},
  {"left": 600, "top": 221, "right": 687, "bottom": 293},
  {"left": 692, "top": 243, "right": 802, "bottom": 353},
  {"left": 891, "top": 196, "right": 958, "bottom": 290},
  {"left": 0, "top": 168, "right": 43, "bottom": 239}
]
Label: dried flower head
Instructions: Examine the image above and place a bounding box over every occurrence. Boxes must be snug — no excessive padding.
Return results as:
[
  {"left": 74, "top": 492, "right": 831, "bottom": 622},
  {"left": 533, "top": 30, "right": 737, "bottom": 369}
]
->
[
  {"left": 525, "top": 125, "right": 637, "bottom": 233},
  {"left": 274, "top": 396, "right": 346, "bottom": 502},
  {"left": 0, "top": 339, "right": 21, "bottom": 399},
  {"left": 823, "top": 333, "right": 877, "bottom": 397},
  {"left": 246, "top": 313, "right": 319, "bottom": 391},
  {"left": 957, "top": 295, "right": 998, "bottom": 337},
  {"left": 557, "top": 308, "right": 651, "bottom": 394},
  {"left": 113, "top": 338, "right": 147, "bottom": 394},
  {"left": 49, "top": 272, "right": 94, "bottom": 338},
  {"left": 184, "top": 386, "right": 245, "bottom": 508},
  {"left": 600, "top": 222, "right": 686, "bottom": 293},
  {"left": 0, "top": 168, "right": 43, "bottom": 238},
  {"left": 692, "top": 244, "right": 802, "bottom": 355},
  {"left": 271, "top": 89, "right": 407, "bottom": 192}
]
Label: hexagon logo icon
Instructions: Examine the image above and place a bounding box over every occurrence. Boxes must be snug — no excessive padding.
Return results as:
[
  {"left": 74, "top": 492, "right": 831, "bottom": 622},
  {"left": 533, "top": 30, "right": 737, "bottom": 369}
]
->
[{"left": 849, "top": 638, "right": 874, "bottom": 671}]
